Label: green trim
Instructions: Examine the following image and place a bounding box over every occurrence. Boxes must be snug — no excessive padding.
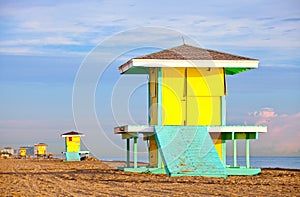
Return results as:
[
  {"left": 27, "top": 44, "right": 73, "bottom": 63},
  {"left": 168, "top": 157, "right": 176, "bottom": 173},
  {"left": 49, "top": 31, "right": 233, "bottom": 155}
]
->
[
  {"left": 225, "top": 68, "right": 253, "bottom": 75},
  {"left": 222, "top": 132, "right": 257, "bottom": 140},
  {"left": 235, "top": 132, "right": 257, "bottom": 139},
  {"left": 122, "top": 67, "right": 149, "bottom": 74}
]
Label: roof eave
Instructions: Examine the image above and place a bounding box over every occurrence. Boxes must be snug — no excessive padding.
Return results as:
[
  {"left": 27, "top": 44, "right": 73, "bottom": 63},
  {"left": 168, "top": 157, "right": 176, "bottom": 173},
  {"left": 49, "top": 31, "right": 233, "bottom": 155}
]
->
[
  {"left": 119, "top": 58, "right": 259, "bottom": 74},
  {"left": 61, "top": 134, "right": 85, "bottom": 137}
]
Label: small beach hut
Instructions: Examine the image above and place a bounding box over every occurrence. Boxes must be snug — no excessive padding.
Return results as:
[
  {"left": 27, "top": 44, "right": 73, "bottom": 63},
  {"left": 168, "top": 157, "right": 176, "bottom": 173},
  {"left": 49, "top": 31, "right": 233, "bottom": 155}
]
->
[
  {"left": 19, "top": 147, "right": 27, "bottom": 158},
  {"left": 61, "top": 131, "right": 89, "bottom": 161},
  {"left": 34, "top": 143, "right": 48, "bottom": 158},
  {"left": 114, "top": 44, "right": 267, "bottom": 177},
  {"left": 1, "top": 147, "right": 14, "bottom": 155}
]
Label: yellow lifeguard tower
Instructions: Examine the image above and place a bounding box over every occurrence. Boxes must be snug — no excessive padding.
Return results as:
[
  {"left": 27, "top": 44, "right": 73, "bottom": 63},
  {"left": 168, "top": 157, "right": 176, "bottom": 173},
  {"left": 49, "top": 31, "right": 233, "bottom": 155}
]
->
[
  {"left": 34, "top": 143, "right": 48, "bottom": 158},
  {"left": 61, "top": 131, "right": 89, "bottom": 161},
  {"left": 114, "top": 44, "right": 267, "bottom": 177}
]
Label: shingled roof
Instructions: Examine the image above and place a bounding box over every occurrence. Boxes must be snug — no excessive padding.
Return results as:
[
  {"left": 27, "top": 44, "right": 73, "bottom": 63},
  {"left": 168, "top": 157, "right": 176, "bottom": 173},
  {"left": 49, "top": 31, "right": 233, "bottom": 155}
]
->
[
  {"left": 135, "top": 44, "right": 256, "bottom": 61},
  {"left": 61, "top": 131, "right": 84, "bottom": 137},
  {"left": 119, "top": 44, "right": 259, "bottom": 75}
]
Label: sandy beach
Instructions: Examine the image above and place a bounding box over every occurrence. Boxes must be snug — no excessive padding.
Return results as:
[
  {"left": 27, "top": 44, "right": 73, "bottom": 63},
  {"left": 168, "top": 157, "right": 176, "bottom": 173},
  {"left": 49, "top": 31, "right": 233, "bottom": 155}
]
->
[{"left": 0, "top": 158, "right": 299, "bottom": 197}]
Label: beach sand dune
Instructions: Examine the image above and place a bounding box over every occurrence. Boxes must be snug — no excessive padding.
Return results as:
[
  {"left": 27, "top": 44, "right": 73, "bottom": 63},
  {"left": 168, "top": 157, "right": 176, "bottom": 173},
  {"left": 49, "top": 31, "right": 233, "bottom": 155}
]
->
[{"left": 0, "top": 159, "right": 299, "bottom": 196}]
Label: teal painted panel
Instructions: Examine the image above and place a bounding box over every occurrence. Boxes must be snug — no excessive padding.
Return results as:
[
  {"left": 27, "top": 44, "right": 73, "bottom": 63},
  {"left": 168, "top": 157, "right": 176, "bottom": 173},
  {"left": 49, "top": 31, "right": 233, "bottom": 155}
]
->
[
  {"left": 155, "top": 126, "right": 226, "bottom": 177},
  {"left": 226, "top": 167, "right": 261, "bottom": 175},
  {"left": 120, "top": 167, "right": 166, "bottom": 174},
  {"left": 65, "top": 152, "right": 80, "bottom": 161}
]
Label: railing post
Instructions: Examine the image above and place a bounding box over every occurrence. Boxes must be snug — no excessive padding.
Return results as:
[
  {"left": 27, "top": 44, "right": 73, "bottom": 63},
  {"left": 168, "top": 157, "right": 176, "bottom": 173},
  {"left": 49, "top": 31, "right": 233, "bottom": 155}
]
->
[
  {"left": 222, "top": 139, "right": 226, "bottom": 166},
  {"left": 133, "top": 137, "right": 138, "bottom": 169},
  {"left": 246, "top": 139, "right": 250, "bottom": 168},
  {"left": 126, "top": 138, "right": 130, "bottom": 167},
  {"left": 233, "top": 139, "right": 237, "bottom": 167}
]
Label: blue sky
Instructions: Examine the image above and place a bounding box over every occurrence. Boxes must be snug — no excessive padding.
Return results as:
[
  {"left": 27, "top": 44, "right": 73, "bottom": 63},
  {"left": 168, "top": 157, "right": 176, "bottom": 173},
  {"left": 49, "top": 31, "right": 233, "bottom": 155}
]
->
[{"left": 0, "top": 0, "right": 299, "bottom": 158}]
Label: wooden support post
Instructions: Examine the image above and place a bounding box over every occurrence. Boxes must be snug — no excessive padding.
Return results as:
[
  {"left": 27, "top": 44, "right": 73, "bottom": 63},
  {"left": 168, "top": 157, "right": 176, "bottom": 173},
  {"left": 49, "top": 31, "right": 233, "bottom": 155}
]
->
[
  {"left": 233, "top": 139, "right": 237, "bottom": 167},
  {"left": 133, "top": 137, "right": 138, "bottom": 169},
  {"left": 126, "top": 138, "right": 130, "bottom": 167},
  {"left": 246, "top": 139, "right": 250, "bottom": 168}
]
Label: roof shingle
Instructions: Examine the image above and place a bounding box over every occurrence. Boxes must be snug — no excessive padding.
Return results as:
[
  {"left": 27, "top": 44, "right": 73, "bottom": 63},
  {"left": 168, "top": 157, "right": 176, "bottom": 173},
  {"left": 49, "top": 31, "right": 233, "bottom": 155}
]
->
[{"left": 135, "top": 44, "right": 256, "bottom": 61}]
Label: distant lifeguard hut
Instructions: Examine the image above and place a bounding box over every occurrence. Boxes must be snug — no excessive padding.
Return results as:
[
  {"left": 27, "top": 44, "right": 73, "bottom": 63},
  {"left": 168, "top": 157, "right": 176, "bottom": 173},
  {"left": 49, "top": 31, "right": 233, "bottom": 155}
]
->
[
  {"left": 114, "top": 44, "right": 267, "bottom": 177},
  {"left": 34, "top": 143, "right": 48, "bottom": 158},
  {"left": 19, "top": 147, "right": 27, "bottom": 158},
  {"left": 61, "top": 131, "right": 89, "bottom": 161},
  {"left": 19, "top": 146, "right": 34, "bottom": 158}
]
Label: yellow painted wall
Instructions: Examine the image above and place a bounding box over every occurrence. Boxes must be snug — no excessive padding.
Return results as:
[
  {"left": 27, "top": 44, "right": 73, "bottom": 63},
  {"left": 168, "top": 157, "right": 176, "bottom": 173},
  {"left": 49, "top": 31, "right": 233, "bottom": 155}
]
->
[
  {"left": 19, "top": 148, "right": 26, "bottom": 157},
  {"left": 187, "top": 68, "right": 225, "bottom": 96},
  {"left": 186, "top": 97, "right": 221, "bottom": 126},
  {"left": 160, "top": 67, "right": 224, "bottom": 126},
  {"left": 37, "top": 145, "right": 47, "bottom": 155},
  {"left": 66, "top": 136, "right": 80, "bottom": 152}
]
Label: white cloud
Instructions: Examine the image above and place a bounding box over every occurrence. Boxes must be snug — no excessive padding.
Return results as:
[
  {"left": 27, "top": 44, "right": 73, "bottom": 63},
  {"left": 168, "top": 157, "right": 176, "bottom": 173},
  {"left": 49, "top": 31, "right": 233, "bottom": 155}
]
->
[
  {"left": 0, "top": 37, "right": 80, "bottom": 46},
  {"left": 252, "top": 112, "right": 300, "bottom": 156},
  {"left": 247, "top": 108, "right": 300, "bottom": 155},
  {"left": 0, "top": 1, "right": 299, "bottom": 61},
  {"left": 248, "top": 107, "right": 278, "bottom": 126},
  {"left": 0, "top": 47, "right": 34, "bottom": 55}
]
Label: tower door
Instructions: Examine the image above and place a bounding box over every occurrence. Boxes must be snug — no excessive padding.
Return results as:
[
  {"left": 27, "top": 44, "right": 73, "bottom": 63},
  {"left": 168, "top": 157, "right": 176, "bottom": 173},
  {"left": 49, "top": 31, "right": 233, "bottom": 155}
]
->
[
  {"left": 162, "top": 67, "right": 186, "bottom": 125},
  {"left": 161, "top": 67, "right": 225, "bottom": 126}
]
